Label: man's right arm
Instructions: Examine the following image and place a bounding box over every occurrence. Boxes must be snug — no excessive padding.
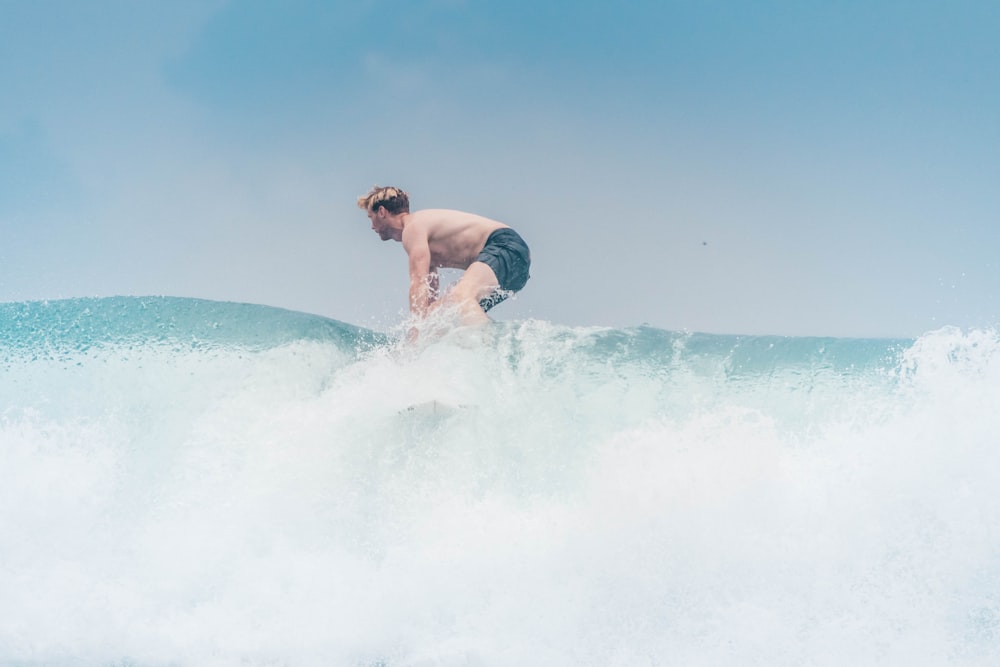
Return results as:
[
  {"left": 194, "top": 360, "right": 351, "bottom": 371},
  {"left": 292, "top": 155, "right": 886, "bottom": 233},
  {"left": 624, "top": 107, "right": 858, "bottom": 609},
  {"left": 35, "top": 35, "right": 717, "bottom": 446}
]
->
[{"left": 405, "top": 233, "right": 435, "bottom": 317}]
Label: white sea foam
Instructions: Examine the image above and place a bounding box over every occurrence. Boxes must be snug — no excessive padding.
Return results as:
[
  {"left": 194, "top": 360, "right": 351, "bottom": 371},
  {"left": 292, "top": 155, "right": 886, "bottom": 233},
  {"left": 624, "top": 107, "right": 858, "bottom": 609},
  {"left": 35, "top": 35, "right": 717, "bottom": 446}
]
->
[{"left": 1, "top": 299, "right": 998, "bottom": 665}]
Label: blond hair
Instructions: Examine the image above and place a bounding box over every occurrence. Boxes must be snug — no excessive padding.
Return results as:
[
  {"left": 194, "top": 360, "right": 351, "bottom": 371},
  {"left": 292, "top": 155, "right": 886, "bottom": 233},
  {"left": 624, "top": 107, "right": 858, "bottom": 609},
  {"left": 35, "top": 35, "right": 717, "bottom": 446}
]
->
[{"left": 356, "top": 185, "right": 410, "bottom": 214}]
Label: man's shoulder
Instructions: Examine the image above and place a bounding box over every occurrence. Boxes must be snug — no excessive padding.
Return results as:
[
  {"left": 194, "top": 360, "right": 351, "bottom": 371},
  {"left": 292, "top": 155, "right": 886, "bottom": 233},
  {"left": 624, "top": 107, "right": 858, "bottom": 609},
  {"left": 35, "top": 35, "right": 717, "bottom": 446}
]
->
[
  {"left": 410, "top": 208, "right": 465, "bottom": 220},
  {"left": 403, "top": 209, "right": 443, "bottom": 228},
  {"left": 416, "top": 208, "right": 506, "bottom": 227}
]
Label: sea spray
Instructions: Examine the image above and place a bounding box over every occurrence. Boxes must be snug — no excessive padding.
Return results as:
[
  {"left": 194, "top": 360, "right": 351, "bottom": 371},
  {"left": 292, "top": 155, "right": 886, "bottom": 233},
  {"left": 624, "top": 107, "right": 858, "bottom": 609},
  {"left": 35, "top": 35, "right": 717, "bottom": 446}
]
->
[{"left": 1, "top": 297, "right": 998, "bottom": 666}]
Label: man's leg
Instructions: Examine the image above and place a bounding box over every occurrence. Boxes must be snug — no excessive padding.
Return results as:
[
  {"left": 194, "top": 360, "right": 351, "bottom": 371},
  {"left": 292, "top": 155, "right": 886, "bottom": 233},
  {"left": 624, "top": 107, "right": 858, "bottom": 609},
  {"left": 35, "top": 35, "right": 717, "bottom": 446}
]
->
[{"left": 443, "top": 261, "right": 499, "bottom": 324}]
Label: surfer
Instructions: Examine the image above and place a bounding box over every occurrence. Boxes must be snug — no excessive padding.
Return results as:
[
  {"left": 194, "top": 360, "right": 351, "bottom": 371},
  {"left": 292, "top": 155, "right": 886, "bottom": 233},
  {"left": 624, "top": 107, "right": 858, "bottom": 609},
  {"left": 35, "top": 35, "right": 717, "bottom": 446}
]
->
[{"left": 357, "top": 185, "right": 531, "bottom": 325}]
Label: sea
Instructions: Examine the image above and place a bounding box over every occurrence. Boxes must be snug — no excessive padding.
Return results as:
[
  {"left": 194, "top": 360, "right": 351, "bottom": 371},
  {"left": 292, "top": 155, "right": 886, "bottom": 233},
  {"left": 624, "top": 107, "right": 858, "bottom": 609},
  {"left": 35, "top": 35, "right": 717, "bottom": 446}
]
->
[{"left": 1, "top": 296, "right": 998, "bottom": 666}]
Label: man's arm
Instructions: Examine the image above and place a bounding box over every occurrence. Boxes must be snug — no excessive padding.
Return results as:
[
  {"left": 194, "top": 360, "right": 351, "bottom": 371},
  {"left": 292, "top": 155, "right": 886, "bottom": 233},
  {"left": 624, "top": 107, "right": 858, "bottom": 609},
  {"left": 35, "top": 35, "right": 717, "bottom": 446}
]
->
[{"left": 404, "top": 230, "right": 437, "bottom": 317}]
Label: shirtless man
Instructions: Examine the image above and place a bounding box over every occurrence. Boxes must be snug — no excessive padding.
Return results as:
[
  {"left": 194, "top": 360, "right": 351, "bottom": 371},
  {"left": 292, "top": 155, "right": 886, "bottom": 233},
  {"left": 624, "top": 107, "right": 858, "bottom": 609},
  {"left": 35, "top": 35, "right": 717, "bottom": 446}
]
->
[{"left": 357, "top": 185, "right": 531, "bottom": 324}]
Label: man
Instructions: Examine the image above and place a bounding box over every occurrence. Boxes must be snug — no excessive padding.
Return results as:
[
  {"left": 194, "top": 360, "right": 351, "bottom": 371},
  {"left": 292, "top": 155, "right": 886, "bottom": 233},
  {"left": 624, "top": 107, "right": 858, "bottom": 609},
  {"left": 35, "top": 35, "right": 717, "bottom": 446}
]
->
[{"left": 357, "top": 185, "right": 531, "bottom": 324}]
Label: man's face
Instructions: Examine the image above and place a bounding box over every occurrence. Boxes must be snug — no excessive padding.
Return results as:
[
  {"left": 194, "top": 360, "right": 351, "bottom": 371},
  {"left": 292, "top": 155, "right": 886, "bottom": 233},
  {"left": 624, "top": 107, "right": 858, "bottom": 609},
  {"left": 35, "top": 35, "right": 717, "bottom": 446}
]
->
[{"left": 368, "top": 207, "right": 391, "bottom": 240}]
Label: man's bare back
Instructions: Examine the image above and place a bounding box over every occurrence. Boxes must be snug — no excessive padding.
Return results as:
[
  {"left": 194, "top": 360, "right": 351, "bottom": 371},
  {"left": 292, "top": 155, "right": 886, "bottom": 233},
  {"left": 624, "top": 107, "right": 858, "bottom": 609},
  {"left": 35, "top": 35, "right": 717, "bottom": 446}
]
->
[
  {"left": 357, "top": 186, "right": 531, "bottom": 325},
  {"left": 401, "top": 209, "right": 509, "bottom": 270}
]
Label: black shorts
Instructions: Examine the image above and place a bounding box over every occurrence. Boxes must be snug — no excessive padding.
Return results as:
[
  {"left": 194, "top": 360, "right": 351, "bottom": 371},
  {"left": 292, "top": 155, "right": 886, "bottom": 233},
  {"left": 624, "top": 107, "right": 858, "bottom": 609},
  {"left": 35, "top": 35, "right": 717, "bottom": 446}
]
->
[{"left": 475, "top": 228, "right": 531, "bottom": 312}]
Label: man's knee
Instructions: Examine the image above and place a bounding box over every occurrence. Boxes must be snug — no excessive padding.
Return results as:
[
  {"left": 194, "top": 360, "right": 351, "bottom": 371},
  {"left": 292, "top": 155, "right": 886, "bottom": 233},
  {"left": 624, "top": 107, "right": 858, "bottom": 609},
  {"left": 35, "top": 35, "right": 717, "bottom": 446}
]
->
[
  {"left": 455, "top": 263, "right": 499, "bottom": 300},
  {"left": 451, "top": 281, "right": 489, "bottom": 304}
]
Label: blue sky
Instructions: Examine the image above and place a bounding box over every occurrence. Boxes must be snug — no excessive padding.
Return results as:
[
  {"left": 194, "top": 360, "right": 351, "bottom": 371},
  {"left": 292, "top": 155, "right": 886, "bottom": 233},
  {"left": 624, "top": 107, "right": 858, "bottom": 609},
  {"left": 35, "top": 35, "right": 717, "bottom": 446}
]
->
[{"left": 2, "top": 0, "right": 998, "bottom": 336}]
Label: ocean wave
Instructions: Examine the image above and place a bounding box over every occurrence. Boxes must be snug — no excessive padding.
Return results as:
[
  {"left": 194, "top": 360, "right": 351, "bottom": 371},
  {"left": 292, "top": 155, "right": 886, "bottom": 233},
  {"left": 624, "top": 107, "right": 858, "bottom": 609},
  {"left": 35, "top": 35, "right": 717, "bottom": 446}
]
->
[{"left": 1, "top": 297, "right": 998, "bottom": 666}]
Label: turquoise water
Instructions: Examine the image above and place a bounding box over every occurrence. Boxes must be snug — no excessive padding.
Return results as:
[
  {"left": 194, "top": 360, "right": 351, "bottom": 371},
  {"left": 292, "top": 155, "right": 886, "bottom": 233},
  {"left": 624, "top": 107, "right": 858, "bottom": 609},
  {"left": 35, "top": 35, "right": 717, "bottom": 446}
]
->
[{"left": 2, "top": 297, "right": 999, "bottom": 666}]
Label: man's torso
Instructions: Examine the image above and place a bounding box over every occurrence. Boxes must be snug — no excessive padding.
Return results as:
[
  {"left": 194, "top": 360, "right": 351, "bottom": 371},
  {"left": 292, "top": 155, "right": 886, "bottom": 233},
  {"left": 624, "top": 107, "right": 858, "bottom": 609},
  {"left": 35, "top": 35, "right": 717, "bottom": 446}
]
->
[{"left": 406, "top": 209, "right": 509, "bottom": 269}]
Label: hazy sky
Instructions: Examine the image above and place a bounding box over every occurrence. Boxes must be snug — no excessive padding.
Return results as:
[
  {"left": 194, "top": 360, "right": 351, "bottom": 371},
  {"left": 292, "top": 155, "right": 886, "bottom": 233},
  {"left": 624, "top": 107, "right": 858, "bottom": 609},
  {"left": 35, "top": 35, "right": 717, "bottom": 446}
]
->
[{"left": 2, "top": 0, "right": 998, "bottom": 337}]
